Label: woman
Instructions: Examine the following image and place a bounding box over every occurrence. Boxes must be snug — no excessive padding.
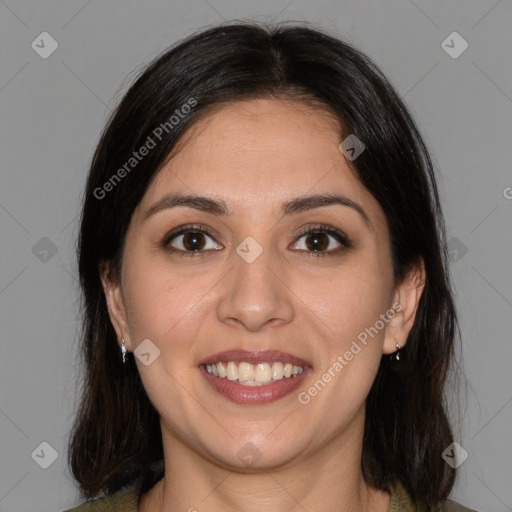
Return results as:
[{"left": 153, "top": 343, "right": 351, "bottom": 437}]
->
[{"left": 65, "top": 22, "right": 477, "bottom": 512}]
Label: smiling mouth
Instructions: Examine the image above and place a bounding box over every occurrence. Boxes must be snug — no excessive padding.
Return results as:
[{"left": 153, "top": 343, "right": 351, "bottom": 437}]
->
[
  {"left": 198, "top": 349, "right": 311, "bottom": 404},
  {"left": 203, "top": 361, "right": 304, "bottom": 386}
]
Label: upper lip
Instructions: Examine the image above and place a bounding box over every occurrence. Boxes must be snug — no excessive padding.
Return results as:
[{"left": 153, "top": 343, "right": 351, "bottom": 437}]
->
[{"left": 198, "top": 349, "right": 311, "bottom": 368}]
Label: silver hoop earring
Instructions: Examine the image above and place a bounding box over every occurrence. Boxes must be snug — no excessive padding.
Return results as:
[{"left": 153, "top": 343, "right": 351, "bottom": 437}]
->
[{"left": 121, "top": 338, "right": 127, "bottom": 364}]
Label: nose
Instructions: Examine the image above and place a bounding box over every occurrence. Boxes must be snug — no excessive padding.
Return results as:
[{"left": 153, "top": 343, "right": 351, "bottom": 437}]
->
[{"left": 215, "top": 244, "right": 295, "bottom": 332}]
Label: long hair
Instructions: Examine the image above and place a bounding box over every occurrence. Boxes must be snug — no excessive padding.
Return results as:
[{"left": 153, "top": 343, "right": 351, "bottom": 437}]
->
[{"left": 69, "top": 21, "right": 459, "bottom": 510}]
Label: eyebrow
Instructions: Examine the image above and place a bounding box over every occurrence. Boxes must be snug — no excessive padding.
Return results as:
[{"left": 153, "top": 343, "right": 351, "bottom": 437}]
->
[
  {"left": 282, "top": 194, "right": 370, "bottom": 226},
  {"left": 145, "top": 194, "right": 230, "bottom": 218},
  {"left": 144, "top": 193, "right": 370, "bottom": 226}
]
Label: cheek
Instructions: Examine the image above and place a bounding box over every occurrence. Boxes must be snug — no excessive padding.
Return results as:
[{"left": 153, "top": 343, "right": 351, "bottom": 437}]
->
[
  {"left": 298, "top": 258, "right": 393, "bottom": 409},
  {"left": 298, "top": 274, "right": 391, "bottom": 422},
  {"left": 121, "top": 256, "right": 218, "bottom": 353},
  {"left": 298, "top": 262, "right": 393, "bottom": 345}
]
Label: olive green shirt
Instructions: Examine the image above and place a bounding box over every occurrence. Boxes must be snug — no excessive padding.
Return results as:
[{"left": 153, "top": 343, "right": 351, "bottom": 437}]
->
[{"left": 64, "top": 481, "right": 478, "bottom": 511}]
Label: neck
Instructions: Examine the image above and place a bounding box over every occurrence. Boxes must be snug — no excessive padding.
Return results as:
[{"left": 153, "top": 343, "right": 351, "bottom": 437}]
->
[{"left": 141, "top": 413, "right": 390, "bottom": 512}]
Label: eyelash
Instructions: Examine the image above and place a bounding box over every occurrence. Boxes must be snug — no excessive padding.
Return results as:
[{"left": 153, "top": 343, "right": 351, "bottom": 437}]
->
[
  {"left": 162, "top": 224, "right": 217, "bottom": 258},
  {"left": 162, "top": 223, "right": 352, "bottom": 258},
  {"left": 292, "top": 223, "right": 352, "bottom": 257}
]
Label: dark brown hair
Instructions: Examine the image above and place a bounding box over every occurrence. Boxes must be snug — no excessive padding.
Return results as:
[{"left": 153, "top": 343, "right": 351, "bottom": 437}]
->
[{"left": 69, "top": 21, "right": 460, "bottom": 510}]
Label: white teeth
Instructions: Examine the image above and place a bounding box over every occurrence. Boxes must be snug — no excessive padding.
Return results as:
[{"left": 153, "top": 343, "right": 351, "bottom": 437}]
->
[
  {"left": 254, "top": 363, "right": 272, "bottom": 382},
  {"left": 217, "top": 362, "right": 227, "bottom": 378},
  {"left": 238, "top": 362, "right": 254, "bottom": 381},
  {"left": 204, "top": 361, "right": 305, "bottom": 384},
  {"left": 272, "top": 362, "right": 284, "bottom": 380},
  {"left": 226, "top": 361, "right": 237, "bottom": 381}
]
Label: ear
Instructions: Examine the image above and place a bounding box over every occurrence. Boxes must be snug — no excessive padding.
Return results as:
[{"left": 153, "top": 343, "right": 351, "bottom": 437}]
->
[
  {"left": 383, "top": 257, "right": 426, "bottom": 354},
  {"left": 99, "top": 260, "right": 132, "bottom": 352}
]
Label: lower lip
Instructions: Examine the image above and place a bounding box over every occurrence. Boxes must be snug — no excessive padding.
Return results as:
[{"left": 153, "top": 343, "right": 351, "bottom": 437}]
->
[{"left": 199, "top": 366, "right": 310, "bottom": 404}]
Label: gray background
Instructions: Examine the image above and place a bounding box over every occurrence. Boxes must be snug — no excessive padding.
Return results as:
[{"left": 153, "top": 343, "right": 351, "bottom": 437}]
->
[{"left": 1, "top": 1, "right": 511, "bottom": 511}]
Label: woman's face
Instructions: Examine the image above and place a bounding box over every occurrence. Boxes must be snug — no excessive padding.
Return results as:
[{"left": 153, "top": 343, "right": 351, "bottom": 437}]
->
[{"left": 103, "top": 98, "right": 421, "bottom": 471}]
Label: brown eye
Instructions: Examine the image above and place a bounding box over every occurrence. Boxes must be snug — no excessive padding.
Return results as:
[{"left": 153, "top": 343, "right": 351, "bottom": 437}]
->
[
  {"left": 182, "top": 232, "right": 206, "bottom": 251},
  {"left": 304, "top": 233, "right": 330, "bottom": 251},
  {"left": 289, "top": 224, "right": 350, "bottom": 256},
  {"left": 166, "top": 228, "right": 222, "bottom": 254}
]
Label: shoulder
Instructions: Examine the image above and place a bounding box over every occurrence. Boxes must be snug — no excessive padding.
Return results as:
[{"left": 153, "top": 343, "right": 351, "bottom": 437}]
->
[
  {"left": 62, "top": 488, "right": 138, "bottom": 512},
  {"left": 438, "top": 499, "right": 479, "bottom": 512},
  {"left": 389, "top": 481, "right": 479, "bottom": 512}
]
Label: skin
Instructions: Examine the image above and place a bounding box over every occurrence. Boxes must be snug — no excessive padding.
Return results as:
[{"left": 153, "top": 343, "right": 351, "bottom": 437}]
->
[{"left": 101, "top": 98, "right": 425, "bottom": 512}]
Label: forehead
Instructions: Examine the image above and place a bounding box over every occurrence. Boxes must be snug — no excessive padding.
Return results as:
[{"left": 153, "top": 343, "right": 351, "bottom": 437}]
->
[{"left": 138, "top": 98, "right": 381, "bottom": 220}]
